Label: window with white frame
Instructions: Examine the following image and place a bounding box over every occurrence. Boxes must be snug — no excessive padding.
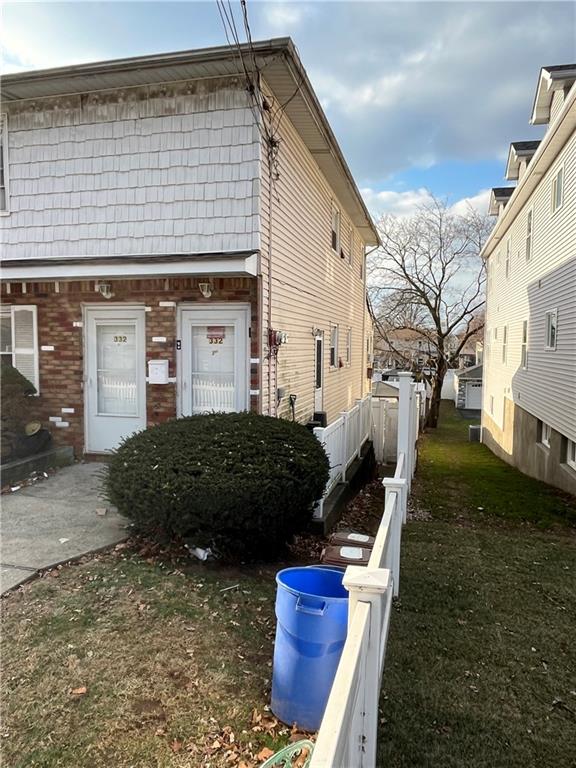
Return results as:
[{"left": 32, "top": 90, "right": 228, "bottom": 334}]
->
[
  {"left": 502, "top": 325, "right": 507, "bottom": 363},
  {"left": 0, "top": 114, "right": 8, "bottom": 212},
  {"left": 345, "top": 327, "right": 352, "bottom": 365},
  {"left": 0, "top": 305, "right": 39, "bottom": 391},
  {"left": 551, "top": 166, "right": 563, "bottom": 213},
  {"left": 545, "top": 309, "right": 557, "bottom": 350},
  {"left": 348, "top": 225, "right": 353, "bottom": 265},
  {"left": 541, "top": 421, "right": 551, "bottom": 448},
  {"left": 521, "top": 320, "right": 528, "bottom": 369},
  {"left": 331, "top": 206, "right": 341, "bottom": 254},
  {"left": 525, "top": 209, "right": 533, "bottom": 261},
  {"left": 567, "top": 439, "right": 576, "bottom": 470},
  {"left": 490, "top": 395, "right": 494, "bottom": 415},
  {"left": 330, "top": 325, "right": 338, "bottom": 368},
  {"left": 505, "top": 237, "right": 511, "bottom": 278}
]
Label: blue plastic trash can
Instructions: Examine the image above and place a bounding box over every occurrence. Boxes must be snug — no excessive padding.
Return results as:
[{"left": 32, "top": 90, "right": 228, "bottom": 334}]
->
[{"left": 271, "top": 566, "right": 348, "bottom": 731}]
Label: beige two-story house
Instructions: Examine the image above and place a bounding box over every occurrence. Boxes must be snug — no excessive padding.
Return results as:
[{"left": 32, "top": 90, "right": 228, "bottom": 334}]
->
[
  {"left": 482, "top": 64, "right": 576, "bottom": 494},
  {"left": 0, "top": 38, "right": 378, "bottom": 457}
]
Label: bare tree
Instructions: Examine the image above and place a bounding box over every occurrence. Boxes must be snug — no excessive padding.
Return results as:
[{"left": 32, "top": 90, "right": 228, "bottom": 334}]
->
[{"left": 369, "top": 197, "right": 491, "bottom": 427}]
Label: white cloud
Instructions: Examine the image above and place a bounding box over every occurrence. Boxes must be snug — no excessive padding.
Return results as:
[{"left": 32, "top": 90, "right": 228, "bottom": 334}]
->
[
  {"left": 450, "top": 189, "right": 491, "bottom": 216},
  {"left": 362, "top": 187, "right": 492, "bottom": 220},
  {"left": 361, "top": 187, "right": 435, "bottom": 218},
  {"left": 263, "top": 3, "right": 308, "bottom": 30}
]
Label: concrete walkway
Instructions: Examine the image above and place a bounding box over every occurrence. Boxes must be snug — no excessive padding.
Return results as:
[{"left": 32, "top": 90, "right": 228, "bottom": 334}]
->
[{"left": 1, "top": 463, "right": 128, "bottom": 594}]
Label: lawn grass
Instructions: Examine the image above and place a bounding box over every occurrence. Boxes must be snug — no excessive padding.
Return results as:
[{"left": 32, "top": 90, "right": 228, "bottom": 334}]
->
[
  {"left": 377, "top": 402, "right": 576, "bottom": 768},
  {"left": 2, "top": 402, "right": 575, "bottom": 768},
  {"left": 0, "top": 552, "right": 290, "bottom": 767},
  {"left": 412, "top": 403, "right": 576, "bottom": 527}
]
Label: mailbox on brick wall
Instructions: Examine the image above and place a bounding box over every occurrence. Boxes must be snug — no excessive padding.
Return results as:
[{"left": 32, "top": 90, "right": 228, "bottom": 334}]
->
[{"left": 148, "top": 359, "right": 170, "bottom": 385}]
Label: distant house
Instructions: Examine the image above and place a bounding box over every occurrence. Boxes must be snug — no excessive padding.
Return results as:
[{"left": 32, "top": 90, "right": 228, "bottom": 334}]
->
[
  {"left": 454, "top": 365, "right": 483, "bottom": 411},
  {"left": 482, "top": 63, "right": 576, "bottom": 494},
  {"left": 0, "top": 39, "right": 379, "bottom": 456}
]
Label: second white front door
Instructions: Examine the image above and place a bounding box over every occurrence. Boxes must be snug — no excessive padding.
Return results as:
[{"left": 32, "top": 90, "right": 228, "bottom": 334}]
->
[
  {"left": 179, "top": 305, "right": 250, "bottom": 416},
  {"left": 84, "top": 307, "right": 146, "bottom": 453}
]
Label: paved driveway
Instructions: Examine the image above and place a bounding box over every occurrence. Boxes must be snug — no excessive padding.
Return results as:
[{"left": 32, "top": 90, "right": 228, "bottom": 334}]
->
[{"left": 1, "top": 463, "right": 128, "bottom": 594}]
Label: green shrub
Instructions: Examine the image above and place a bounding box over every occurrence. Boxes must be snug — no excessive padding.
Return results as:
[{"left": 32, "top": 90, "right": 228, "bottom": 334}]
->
[{"left": 104, "top": 413, "right": 329, "bottom": 561}]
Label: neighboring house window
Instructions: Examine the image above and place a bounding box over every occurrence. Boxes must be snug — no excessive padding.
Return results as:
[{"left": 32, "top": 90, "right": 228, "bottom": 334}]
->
[
  {"left": 346, "top": 328, "right": 352, "bottom": 365},
  {"left": 540, "top": 421, "right": 551, "bottom": 448},
  {"left": 0, "top": 305, "right": 39, "bottom": 391},
  {"left": 545, "top": 310, "right": 557, "bottom": 350},
  {"left": 490, "top": 395, "right": 494, "bottom": 415},
  {"left": 567, "top": 439, "right": 576, "bottom": 471},
  {"left": 505, "top": 238, "right": 511, "bottom": 278},
  {"left": 525, "top": 209, "right": 533, "bottom": 261},
  {"left": 331, "top": 206, "right": 341, "bottom": 254},
  {"left": 502, "top": 325, "right": 507, "bottom": 363},
  {"left": 348, "top": 226, "right": 353, "bottom": 265},
  {"left": 551, "top": 167, "right": 563, "bottom": 213},
  {"left": 521, "top": 320, "right": 528, "bottom": 369},
  {"left": 330, "top": 325, "right": 338, "bottom": 368},
  {"left": 0, "top": 113, "right": 8, "bottom": 212}
]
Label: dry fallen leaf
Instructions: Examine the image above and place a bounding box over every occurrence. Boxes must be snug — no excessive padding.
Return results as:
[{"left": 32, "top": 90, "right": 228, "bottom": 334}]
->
[
  {"left": 70, "top": 686, "right": 87, "bottom": 696},
  {"left": 256, "top": 746, "right": 274, "bottom": 761},
  {"left": 170, "top": 739, "right": 183, "bottom": 753}
]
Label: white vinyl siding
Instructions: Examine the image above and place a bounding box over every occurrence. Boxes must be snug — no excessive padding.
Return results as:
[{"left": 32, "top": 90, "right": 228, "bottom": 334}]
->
[
  {"left": 0, "top": 305, "right": 39, "bottom": 391},
  {"left": 483, "top": 130, "right": 576, "bottom": 445},
  {"left": 259, "top": 79, "right": 369, "bottom": 424}
]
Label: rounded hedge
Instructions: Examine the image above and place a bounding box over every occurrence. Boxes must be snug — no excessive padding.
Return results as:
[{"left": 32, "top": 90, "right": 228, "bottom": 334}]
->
[{"left": 104, "top": 413, "right": 329, "bottom": 561}]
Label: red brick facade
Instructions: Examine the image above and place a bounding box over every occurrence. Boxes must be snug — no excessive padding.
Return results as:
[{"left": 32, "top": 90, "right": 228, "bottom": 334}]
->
[{"left": 1, "top": 277, "right": 260, "bottom": 456}]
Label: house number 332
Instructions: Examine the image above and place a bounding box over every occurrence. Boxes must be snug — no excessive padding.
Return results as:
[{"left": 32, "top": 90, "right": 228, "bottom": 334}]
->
[{"left": 113, "top": 335, "right": 128, "bottom": 343}]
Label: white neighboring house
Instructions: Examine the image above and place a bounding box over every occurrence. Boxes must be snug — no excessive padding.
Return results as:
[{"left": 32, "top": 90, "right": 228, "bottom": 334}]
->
[{"left": 481, "top": 63, "right": 576, "bottom": 495}]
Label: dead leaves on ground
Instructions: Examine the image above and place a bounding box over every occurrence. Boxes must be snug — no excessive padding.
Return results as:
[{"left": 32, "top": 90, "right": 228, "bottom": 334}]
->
[{"left": 151, "top": 708, "right": 315, "bottom": 767}]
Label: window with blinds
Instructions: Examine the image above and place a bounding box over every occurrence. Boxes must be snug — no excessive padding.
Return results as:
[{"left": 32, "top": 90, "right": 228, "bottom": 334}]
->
[{"left": 0, "top": 305, "right": 39, "bottom": 392}]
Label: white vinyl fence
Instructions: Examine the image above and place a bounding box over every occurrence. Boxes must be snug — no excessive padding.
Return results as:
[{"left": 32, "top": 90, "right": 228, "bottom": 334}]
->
[
  {"left": 313, "top": 394, "right": 372, "bottom": 518},
  {"left": 310, "top": 373, "right": 419, "bottom": 768}
]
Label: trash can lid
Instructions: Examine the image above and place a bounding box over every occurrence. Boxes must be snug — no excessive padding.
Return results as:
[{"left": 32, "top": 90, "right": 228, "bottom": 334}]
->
[{"left": 276, "top": 566, "right": 348, "bottom": 601}]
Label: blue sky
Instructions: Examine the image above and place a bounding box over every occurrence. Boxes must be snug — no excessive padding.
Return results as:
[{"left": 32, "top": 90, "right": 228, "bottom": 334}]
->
[{"left": 2, "top": 1, "right": 575, "bottom": 217}]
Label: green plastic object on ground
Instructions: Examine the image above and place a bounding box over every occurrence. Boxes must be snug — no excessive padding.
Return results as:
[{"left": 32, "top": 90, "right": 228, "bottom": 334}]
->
[{"left": 259, "top": 739, "right": 314, "bottom": 767}]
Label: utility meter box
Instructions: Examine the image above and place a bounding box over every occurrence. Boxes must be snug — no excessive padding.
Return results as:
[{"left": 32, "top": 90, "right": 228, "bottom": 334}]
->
[{"left": 148, "top": 359, "right": 169, "bottom": 384}]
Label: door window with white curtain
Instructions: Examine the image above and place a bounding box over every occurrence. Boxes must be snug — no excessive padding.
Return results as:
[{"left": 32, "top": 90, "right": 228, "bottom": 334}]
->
[{"left": 0, "top": 305, "right": 39, "bottom": 391}]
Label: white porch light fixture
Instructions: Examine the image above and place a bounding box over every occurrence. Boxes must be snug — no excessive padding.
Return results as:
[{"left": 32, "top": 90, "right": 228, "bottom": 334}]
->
[
  {"left": 198, "top": 282, "right": 213, "bottom": 299},
  {"left": 96, "top": 282, "right": 114, "bottom": 299}
]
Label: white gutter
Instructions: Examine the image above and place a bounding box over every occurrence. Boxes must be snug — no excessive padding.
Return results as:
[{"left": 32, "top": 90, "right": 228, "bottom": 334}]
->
[
  {"left": 0, "top": 252, "right": 259, "bottom": 281},
  {"left": 481, "top": 82, "right": 576, "bottom": 260}
]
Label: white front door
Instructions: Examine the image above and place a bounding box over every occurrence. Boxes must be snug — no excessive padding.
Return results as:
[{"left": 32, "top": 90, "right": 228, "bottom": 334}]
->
[
  {"left": 314, "top": 332, "right": 324, "bottom": 412},
  {"left": 179, "top": 305, "right": 250, "bottom": 416},
  {"left": 85, "top": 307, "right": 146, "bottom": 452}
]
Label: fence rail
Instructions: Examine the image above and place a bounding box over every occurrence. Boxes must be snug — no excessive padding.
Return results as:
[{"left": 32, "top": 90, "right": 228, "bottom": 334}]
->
[
  {"left": 313, "top": 394, "right": 372, "bottom": 519},
  {"left": 310, "top": 373, "right": 419, "bottom": 768}
]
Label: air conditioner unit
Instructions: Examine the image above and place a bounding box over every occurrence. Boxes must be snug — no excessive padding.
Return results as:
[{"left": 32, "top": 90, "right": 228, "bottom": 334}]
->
[{"left": 469, "top": 425, "right": 481, "bottom": 443}]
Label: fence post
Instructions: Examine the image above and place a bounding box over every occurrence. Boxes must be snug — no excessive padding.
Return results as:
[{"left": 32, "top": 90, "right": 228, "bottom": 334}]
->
[
  {"left": 397, "top": 372, "right": 413, "bottom": 488},
  {"left": 343, "top": 566, "right": 392, "bottom": 768},
  {"left": 340, "top": 411, "right": 349, "bottom": 482},
  {"left": 382, "top": 478, "right": 406, "bottom": 596}
]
